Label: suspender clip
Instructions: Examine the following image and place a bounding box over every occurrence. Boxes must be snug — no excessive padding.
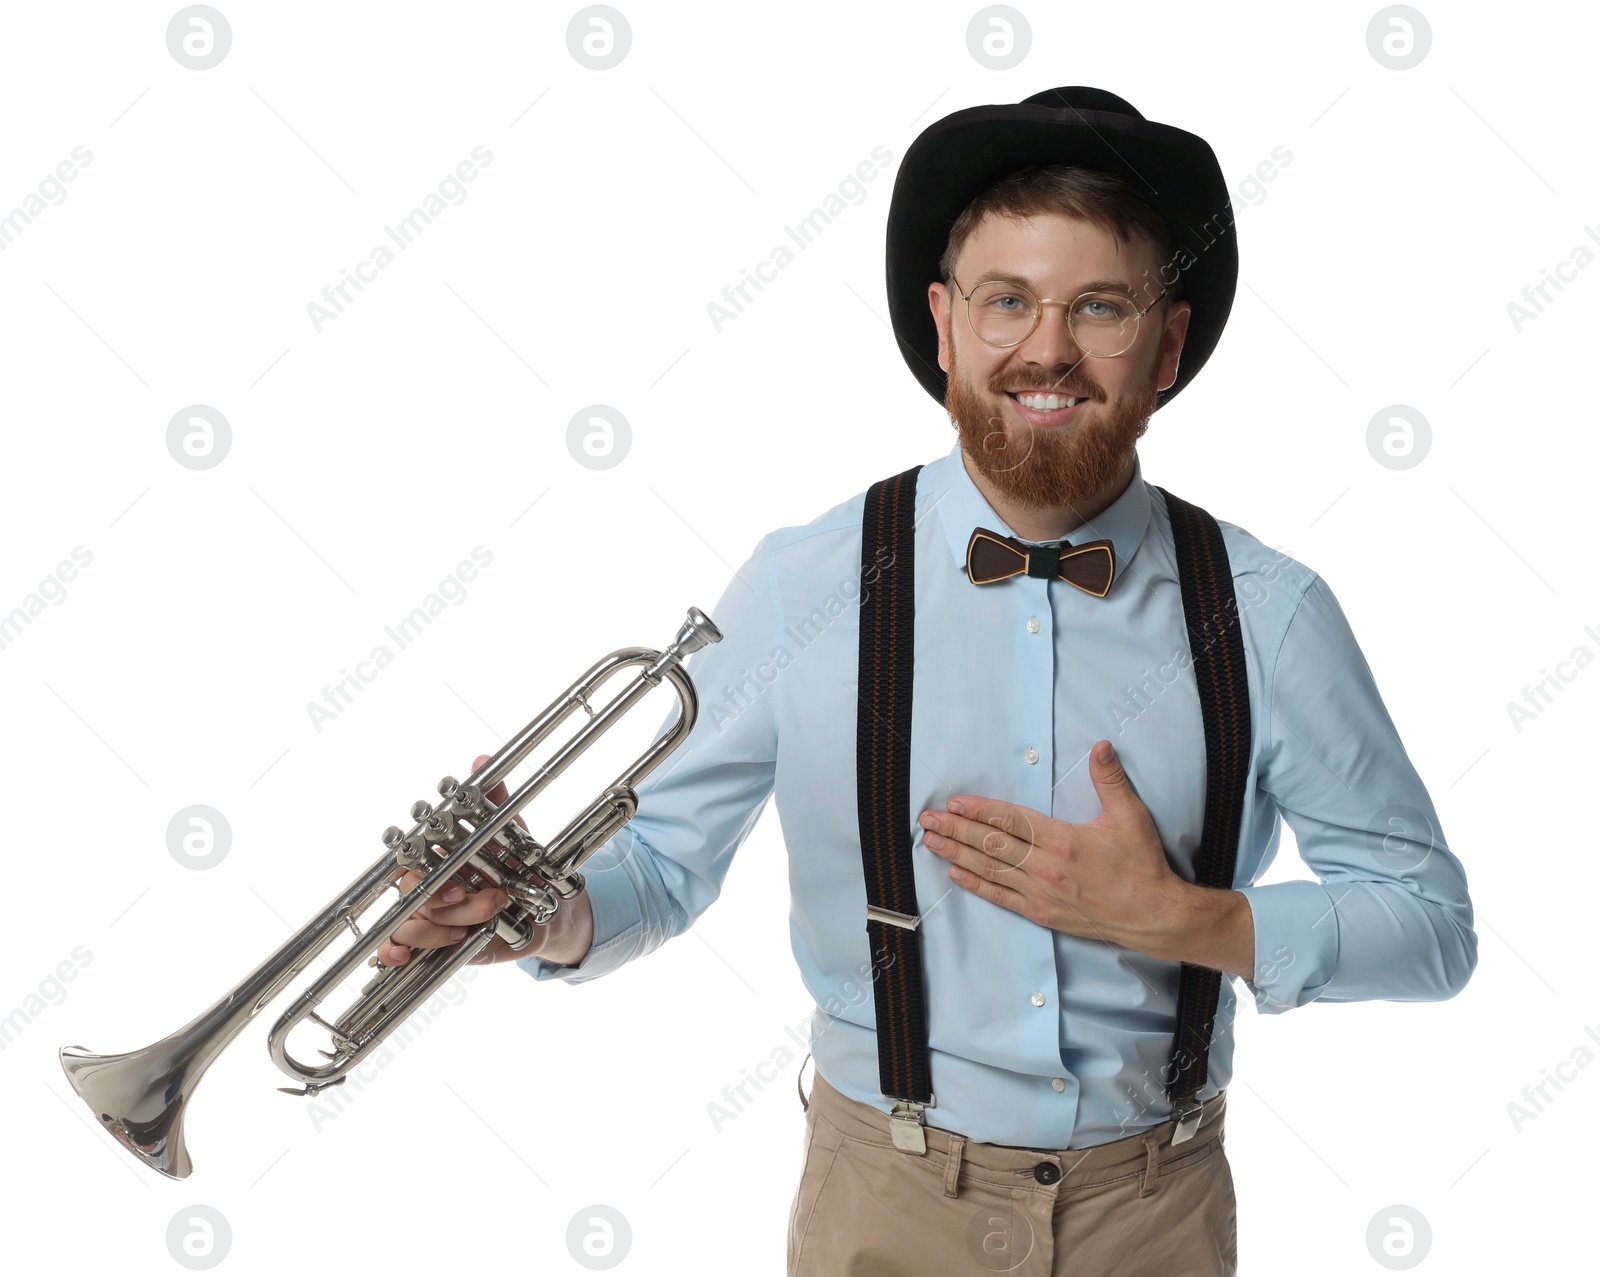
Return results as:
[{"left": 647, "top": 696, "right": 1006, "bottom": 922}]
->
[
  {"left": 1170, "top": 1096, "right": 1204, "bottom": 1145},
  {"left": 888, "top": 1096, "right": 934, "bottom": 1154},
  {"left": 867, "top": 904, "right": 921, "bottom": 931}
]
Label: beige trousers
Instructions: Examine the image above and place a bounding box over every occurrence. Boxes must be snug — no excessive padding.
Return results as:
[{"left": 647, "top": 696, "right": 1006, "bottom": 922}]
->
[{"left": 788, "top": 1060, "right": 1237, "bottom": 1275}]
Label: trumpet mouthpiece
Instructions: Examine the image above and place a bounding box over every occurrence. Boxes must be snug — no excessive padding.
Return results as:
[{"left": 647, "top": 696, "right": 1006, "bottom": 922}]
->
[{"left": 676, "top": 606, "right": 722, "bottom": 657}]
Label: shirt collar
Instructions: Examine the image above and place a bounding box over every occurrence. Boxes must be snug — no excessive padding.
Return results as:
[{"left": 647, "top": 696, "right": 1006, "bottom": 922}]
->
[{"left": 929, "top": 438, "right": 1152, "bottom": 587}]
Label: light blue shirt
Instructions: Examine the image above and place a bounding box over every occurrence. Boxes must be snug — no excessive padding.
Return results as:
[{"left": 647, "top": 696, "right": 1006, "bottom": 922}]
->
[{"left": 520, "top": 440, "right": 1477, "bottom": 1148}]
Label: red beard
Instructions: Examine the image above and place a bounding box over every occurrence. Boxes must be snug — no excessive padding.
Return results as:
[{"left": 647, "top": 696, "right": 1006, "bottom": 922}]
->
[{"left": 945, "top": 340, "right": 1160, "bottom": 516}]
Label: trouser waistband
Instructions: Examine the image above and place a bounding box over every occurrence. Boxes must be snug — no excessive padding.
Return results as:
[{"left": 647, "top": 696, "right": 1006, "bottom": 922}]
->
[{"left": 797, "top": 1054, "right": 1226, "bottom": 1198}]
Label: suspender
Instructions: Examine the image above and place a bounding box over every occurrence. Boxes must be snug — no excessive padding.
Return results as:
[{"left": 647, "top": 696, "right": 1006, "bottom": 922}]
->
[
  {"left": 854, "top": 467, "right": 1249, "bottom": 1153},
  {"left": 1156, "top": 485, "right": 1252, "bottom": 1142},
  {"left": 856, "top": 464, "right": 935, "bottom": 1152}
]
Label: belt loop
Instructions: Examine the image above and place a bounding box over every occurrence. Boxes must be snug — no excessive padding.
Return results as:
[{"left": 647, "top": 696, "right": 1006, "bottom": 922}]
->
[
  {"left": 1139, "top": 1130, "right": 1161, "bottom": 1197},
  {"left": 797, "top": 1052, "right": 812, "bottom": 1113},
  {"left": 943, "top": 1135, "right": 965, "bottom": 1198}
]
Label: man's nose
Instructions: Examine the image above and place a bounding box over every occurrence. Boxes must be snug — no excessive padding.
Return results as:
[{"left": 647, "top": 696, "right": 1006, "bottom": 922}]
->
[{"left": 1017, "top": 300, "right": 1088, "bottom": 375}]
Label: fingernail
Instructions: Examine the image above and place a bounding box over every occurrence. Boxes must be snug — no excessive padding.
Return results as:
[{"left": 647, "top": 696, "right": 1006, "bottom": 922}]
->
[
  {"left": 495, "top": 891, "right": 509, "bottom": 909},
  {"left": 450, "top": 927, "right": 467, "bottom": 941},
  {"left": 443, "top": 886, "right": 464, "bottom": 902},
  {"left": 947, "top": 800, "right": 964, "bottom": 815}
]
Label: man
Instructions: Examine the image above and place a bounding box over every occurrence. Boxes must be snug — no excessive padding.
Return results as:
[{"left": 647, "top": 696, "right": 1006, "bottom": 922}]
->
[{"left": 382, "top": 88, "right": 1477, "bottom": 1275}]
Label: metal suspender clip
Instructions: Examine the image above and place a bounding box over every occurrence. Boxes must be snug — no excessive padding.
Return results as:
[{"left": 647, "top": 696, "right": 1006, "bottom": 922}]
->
[
  {"left": 888, "top": 1095, "right": 935, "bottom": 1154},
  {"left": 1171, "top": 1096, "right": 1204, "bottom": 1145},
  {"left": 867, "top": 904, "right": 921, "bottom": 930}
]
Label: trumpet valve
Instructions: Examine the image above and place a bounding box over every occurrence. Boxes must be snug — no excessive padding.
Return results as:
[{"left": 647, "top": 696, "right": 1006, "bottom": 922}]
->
[
  {"left": 390, "top": 832, "right": 429, "bottom": 869},
  {"left": 448, "top": 781, "right": 487, "bottom": 822}
]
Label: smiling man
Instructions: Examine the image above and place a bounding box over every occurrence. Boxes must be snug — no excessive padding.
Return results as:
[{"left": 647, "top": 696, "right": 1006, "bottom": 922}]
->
[{"left": 382, "top": 87, "right": 1477, "bottom": 1277}]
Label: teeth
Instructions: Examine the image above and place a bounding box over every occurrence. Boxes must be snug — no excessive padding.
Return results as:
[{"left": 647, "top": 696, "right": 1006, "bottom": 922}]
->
[{"left": 1014, "top": 393, "right": 1080, "bottom": 411}]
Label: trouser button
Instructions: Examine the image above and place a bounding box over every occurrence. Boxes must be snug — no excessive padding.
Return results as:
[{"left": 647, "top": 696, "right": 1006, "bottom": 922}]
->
[{"left": 1033, "top": 1161, "right": 1061, "bottom": 1185}]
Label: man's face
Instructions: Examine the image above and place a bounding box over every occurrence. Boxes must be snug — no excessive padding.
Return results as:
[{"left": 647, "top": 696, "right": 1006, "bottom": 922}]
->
[{"left": 928, "top": 212, "right": 1191, "bottom": 515}]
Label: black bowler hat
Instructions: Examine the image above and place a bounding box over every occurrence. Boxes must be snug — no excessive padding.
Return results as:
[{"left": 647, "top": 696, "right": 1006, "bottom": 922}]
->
[{"left": 885, "top": 86, "right": 1237, "bottom": 413}]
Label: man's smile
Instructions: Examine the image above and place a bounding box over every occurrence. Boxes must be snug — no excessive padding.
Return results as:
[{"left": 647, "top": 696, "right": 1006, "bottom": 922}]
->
[{"left": 1004, "top": 388, "right": 1089, "bottom": 425}]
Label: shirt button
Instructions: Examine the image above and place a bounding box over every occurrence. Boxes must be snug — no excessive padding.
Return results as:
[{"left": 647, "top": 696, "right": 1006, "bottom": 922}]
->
[
  {"left": 1051, "top": 1077, "right": 1066, "bottom": 1092},
  {"left": 1024, "top": 748, "right": 1039, "bottom": 765},
  {"left": 1030, "top": 991, "right": 1046, "bottom": 1006},
  {"left": 1026, "top": 617, "right": 1040, "bottom": 633},
  {"left": 1033, "top": 1161, "right": 1061, "bottom": 1185}
]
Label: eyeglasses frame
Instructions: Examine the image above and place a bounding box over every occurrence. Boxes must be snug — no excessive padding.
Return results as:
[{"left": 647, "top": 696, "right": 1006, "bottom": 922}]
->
[{"left": 951, "top": 275, "right": 1170, "bottom": 358}]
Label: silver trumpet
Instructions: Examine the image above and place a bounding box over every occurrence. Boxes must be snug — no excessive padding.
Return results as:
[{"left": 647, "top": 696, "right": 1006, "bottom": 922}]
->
[{"left": 60, "top": 606, "right": 722, "bottom": 1179}]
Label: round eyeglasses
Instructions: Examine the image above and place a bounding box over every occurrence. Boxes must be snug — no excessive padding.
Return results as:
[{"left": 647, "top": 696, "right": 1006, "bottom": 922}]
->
[{"left": 953, "top": 277, "right": 1168, "bottom": 358}]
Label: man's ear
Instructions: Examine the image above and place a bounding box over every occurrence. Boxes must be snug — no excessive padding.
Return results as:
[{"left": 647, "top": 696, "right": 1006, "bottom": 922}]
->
[
  {"left": 928, "top": 281, "right": 952, "bottom": 373},
  {"left": 1156, "top": 299, "right": 1192, "bottom": 393}
]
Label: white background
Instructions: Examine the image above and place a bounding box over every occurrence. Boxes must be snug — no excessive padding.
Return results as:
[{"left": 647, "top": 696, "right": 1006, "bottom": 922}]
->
[{"left": 1, "top": 1, "right": 1594, "bottom": 1272}]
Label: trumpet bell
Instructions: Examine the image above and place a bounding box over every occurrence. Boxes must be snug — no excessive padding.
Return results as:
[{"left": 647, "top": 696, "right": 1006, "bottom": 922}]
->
[{"left": 60, "top": 1039, "right": 196, "bottom": 1180}]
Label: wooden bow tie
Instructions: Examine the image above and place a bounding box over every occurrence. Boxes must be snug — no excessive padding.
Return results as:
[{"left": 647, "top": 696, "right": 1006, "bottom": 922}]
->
[{"left": 965, "top": 527, "right": 1116, "bottom": 596}]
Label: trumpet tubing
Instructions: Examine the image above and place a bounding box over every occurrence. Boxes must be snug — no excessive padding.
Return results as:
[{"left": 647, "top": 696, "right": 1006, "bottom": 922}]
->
[{"left": 59, "top": 606, "right": 721, "bottom": 1179}]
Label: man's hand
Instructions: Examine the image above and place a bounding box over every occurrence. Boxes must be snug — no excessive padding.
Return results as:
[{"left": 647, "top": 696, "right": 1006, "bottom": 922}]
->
[
  {"left": 377, "top": 753, "right": 593, "bottom": 968},
  {"left": 917, "top": 738, "right": 1249, "bottom": 973}
]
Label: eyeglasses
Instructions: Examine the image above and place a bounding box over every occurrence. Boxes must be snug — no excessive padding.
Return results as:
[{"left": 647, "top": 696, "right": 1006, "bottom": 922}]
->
[{"left": 952, "top": 277, "right": 1168, "bottom": 357}]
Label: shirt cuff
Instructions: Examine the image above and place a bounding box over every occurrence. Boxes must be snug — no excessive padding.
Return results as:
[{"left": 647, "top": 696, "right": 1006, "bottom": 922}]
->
[
  {"left": 515, "top": 857, "right": 642, "bottom": 985},
  {"left": 1235, "top": 880, "right": 1340, "bottom": 1012}
]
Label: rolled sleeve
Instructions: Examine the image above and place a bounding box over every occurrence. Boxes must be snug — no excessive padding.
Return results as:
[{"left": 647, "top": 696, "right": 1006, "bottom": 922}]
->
[{"left": 1246, "top": 574, "right": 1478, "bottom": 1010}]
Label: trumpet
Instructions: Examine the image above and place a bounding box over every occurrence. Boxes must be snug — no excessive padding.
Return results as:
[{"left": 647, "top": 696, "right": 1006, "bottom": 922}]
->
[{"left": 59, "top": 606, "right": 722, "bottom": 1179}]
